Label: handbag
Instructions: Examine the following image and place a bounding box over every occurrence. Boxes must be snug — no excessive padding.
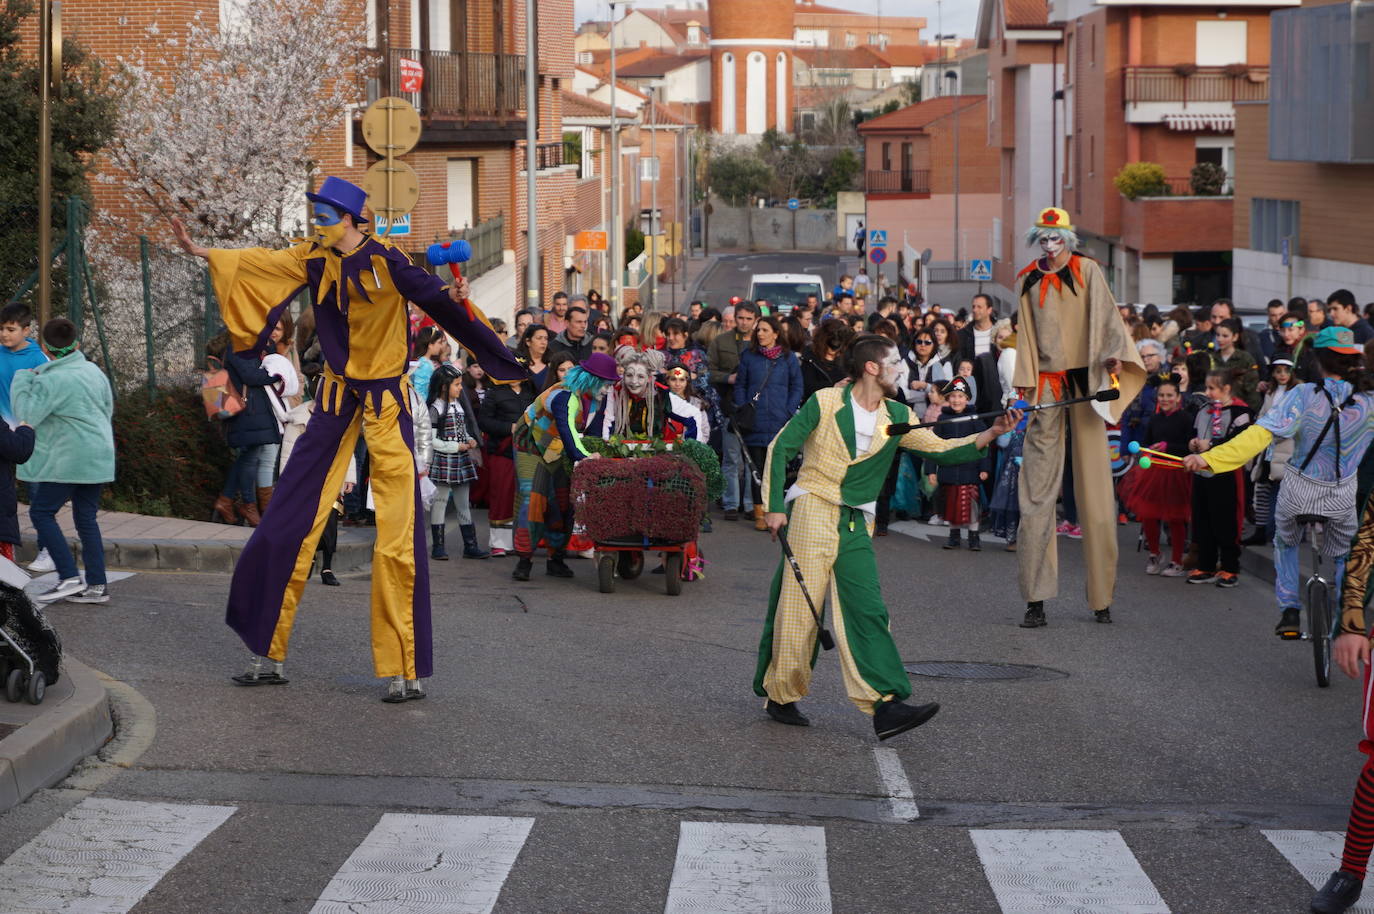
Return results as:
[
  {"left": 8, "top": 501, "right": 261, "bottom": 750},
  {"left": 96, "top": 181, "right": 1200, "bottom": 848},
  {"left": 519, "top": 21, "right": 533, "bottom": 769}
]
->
[
  {"left": 201, "top": 358, "right": 245, "bottom": 420},
  {"left": 732, "top": 356, "right": 777, "bottom": 435}
]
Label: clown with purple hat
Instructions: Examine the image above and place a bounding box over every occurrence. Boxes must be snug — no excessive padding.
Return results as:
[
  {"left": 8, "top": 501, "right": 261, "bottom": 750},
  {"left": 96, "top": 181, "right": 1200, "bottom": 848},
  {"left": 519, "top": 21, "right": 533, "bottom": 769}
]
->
[{"left": 172, "top": 176, "right": 528, "bottom": 703}]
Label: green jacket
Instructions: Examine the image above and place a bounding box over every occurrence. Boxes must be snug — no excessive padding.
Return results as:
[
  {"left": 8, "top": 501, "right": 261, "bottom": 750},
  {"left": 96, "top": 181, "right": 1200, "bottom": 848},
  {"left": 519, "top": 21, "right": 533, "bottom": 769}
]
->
[{"left": 13, "top": 351, "right": 115, "bottom": 484}]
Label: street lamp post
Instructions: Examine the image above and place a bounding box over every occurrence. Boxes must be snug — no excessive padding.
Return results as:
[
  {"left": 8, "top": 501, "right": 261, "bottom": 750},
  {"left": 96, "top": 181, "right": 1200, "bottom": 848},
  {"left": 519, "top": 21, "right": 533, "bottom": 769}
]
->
[
  {"left": 608, "top": 1, "right": 626, "bottom": 321},
  {"left": 37, "top": 0, "right": 60, "bottom": 328},
  {"left": 648, "top": 82, "right": 660, "bottom": 311},
  {"left": 945, "top": 69, "right": 960, "bottom": 279},
  {"left": 524, "top": 0, "right": 539, "bottom": 315}
]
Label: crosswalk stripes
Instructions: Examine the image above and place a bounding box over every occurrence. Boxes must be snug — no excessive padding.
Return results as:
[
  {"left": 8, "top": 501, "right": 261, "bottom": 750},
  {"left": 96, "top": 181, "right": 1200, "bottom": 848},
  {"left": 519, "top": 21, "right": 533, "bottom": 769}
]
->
[
  {"left": 3, "top": 797, "right": 1369, "bottom": 912},
  {"left": 1262, "top": 830, "right": 1374, "bottom": 913},
  {"left": 0, "top": 797, "right": 235, "bottom": 914},
  {"left": 309, "top": 814, "right": 535, "bottom": 914},
  {"left": 970, "top": 829, "right": 1171, "bottom": 914},
  {"left": 665, "top": 822, "right": 832, "bottom": 914}
]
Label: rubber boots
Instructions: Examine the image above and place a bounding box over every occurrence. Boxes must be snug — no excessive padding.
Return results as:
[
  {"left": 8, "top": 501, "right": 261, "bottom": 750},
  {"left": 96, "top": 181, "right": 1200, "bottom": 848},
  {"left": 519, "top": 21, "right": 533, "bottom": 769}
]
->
[
  {"left": 431, "top": 524, "right": 449, "bottom": 560},
  {"left": 460, "top": 524, "right": 489, "bottom": 559},
  {"left": 754, "top": 505, "right": 768, "bottom": 531}
]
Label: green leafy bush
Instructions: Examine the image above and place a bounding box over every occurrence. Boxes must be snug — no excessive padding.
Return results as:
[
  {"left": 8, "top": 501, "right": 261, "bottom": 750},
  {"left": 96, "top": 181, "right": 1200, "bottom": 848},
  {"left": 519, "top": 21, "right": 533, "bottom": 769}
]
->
[
  {"left": 1113, "top": 162, "right": 1167, "bottom": 200},
  {"left": 107, "top": 386, "right": 233, "bottom": 519},
  {"left": 1189, "top": 162, "right": 1228, "bottom": 196}
]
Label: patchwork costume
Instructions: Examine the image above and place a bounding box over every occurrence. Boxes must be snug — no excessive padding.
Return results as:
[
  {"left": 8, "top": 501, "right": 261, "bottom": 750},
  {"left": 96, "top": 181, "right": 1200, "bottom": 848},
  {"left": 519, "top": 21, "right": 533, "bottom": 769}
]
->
[
  {"left": 1013, "top": 208, "right": 1144, "bottom": 618},
  {"left": 205, "top": 177, "right": 526, "bottom": 687},
  {"left": 753, "top": 385, "right": 986, "bottom": 715}
]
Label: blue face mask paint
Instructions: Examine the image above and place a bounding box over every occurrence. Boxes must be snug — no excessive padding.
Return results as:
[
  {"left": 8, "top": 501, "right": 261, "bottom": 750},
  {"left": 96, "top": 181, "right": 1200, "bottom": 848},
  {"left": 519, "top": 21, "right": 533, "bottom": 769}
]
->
[{"left": 312, "top": 202, "right": 349, "bottom": 247}]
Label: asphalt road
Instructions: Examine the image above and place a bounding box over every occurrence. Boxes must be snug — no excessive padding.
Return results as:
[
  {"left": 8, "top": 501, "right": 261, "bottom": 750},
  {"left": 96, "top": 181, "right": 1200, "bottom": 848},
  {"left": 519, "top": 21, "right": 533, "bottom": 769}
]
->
[
  {"left": 689, "top": 252, "right": 848, "bottom": 312},
  {"left": 0, "top": 509, "right": 1365, "bottom": 912}
]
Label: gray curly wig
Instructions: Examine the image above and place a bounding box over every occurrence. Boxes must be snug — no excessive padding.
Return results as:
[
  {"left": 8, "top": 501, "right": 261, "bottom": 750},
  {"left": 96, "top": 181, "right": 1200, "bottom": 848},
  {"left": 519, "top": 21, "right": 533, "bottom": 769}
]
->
[{"left": 1024, "top": 225, "right": 1082, "bottom": 251}]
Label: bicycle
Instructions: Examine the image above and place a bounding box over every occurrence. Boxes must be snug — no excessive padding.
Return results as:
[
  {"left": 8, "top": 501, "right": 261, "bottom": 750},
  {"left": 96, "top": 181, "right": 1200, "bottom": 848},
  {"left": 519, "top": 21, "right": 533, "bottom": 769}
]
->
[{"left": 1287, "top": 513, "right": 1340, "bottom": 688}]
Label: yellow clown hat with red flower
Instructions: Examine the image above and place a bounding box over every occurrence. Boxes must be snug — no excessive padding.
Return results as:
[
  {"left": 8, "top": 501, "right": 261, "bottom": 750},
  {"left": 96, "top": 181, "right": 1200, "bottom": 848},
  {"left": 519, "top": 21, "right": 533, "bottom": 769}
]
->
[{"left": 1035, "top": 207, "right": 1074, "bottom": 232}]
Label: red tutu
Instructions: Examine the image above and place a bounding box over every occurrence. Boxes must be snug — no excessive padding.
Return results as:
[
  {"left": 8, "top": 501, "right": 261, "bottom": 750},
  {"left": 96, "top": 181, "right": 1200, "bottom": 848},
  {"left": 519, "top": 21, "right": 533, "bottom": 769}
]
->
[{"left": 1122, "top": 461, "right": 1192, "bottom": 522}]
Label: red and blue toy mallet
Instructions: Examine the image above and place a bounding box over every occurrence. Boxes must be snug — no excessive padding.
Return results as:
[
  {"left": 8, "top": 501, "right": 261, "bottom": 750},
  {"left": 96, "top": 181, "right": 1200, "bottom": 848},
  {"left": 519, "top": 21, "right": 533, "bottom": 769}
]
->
[
  {"left": 427, "top": 240, "right": 476, "bottom": 319},
  {"left": 1127, "top": 440, "right": 1184, "bottom": 469}
]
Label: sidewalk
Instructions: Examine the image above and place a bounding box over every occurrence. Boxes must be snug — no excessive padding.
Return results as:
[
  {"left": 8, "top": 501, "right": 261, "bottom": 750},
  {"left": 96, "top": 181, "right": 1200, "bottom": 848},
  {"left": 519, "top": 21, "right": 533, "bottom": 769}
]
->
[
  {"left": 0, "top": 656, "right": 112, "bottom": 811},
  {"left": 16, "top": 505, "right": 379, "bottom": 573}
]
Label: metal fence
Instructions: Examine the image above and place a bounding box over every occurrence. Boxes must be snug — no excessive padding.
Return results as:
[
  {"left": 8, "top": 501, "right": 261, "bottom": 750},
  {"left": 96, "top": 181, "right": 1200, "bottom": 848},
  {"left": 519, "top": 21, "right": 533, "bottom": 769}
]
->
[
  {"left": 369, "top": 48, "right": 526, "bottom": 121},
  {"left": 1123, "top": 66, "right": 1270, "bottom": 105},
  {"left": 446, "top": 213, "right": 506, "bottom": 280}
]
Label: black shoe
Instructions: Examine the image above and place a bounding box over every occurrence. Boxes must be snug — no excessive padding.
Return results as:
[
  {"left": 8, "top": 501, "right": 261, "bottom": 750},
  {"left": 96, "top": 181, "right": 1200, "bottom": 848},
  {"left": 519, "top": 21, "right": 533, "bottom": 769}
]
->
[
  {"left": 320, "top": 569, "right": 340, "bottom": 586},
  {"left": 765, "top": 700, "right": 810, "bottom": 727},
  {"left": 1094, "top": 607, "right": 1113, "bottom": 624},
  {"left": 968, "top": 533, "right": 982, "bottom": 551},
  {"left": 430, "top": 524, "right": 449, "bottom": 561},
  {"left": 512, "top": 558, "right": 533, "bottom": 581},
  {"left": 1276, "top": 607, "right": 1302, "bottom": 639},
  {"left": 1019, "top": 601, "right": 1047, "bottom": 628},
  {"left": 546, "top": 555, "right": 575, "bottom": 578},
  {"left": 459, "top": 523, "right": 490, "bottom": 559},
  {"left": 943, "top": 529, "right": 961, "bottom": 550},
  {"left": 873, "top": 699, "right": 940, "bottom": 740},
  {"left": 723, "top": 508, "right": 738, "bottom": 521},
  {"left": 1312, "top": 869, "right": 1363, "bottom": 913}
]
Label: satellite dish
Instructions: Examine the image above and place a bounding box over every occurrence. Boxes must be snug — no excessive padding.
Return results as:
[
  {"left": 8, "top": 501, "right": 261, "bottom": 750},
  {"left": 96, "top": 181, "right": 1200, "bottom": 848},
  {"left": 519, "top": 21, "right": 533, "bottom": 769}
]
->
[{"left": 920, "top": 248, "right": 933, "bottom": 265}]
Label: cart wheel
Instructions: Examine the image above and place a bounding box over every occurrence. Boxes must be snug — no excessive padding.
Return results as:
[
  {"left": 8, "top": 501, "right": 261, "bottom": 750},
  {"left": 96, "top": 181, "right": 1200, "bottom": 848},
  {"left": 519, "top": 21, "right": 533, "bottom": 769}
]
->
[
  {"left": 4, "top": 667, "right": 22, "bottom": 703},
  {"left": 597, "top": 555, "right": 617, "bottom": 593},
  {"left": 618, "top": 551, "right": 644, "bottom": 580},
  {"left": 664, "top": 553, "right": 683, "bottom": 596},
  {"left": 25, "top": 670, "right": 44, "bottom": 705}
]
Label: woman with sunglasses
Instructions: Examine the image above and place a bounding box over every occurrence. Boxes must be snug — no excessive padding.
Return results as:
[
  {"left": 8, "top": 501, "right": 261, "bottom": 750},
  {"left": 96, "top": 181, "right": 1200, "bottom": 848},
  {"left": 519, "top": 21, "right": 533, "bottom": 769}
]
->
[{"left": 904, "top": 330, "right": 951, "bottom": 419}]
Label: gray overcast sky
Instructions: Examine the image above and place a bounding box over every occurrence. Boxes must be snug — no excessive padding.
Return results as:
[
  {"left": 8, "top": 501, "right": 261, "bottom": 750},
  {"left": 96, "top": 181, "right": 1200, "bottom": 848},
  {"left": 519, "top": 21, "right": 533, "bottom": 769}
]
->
[{"left": 572, "top": 0, "right": 978, "bottom": 39}]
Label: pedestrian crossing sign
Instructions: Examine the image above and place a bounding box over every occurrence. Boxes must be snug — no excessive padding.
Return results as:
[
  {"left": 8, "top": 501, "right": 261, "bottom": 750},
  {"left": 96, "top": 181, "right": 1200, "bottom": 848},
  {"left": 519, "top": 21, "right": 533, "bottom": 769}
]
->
[
  {"left": 868, "top": 230, "right": 887, "bottom": 247},
  {"left": 970, "top": 259, "right": 993, "bottom": 281},
  {"left": 375, "top": 214, "right": 412, "bottom": 236}
]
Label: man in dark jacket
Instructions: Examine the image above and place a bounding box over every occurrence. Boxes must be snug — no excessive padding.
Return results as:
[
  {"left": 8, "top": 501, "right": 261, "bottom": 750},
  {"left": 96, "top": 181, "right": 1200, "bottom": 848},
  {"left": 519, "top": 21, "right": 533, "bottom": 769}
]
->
[
  {"left": 551, "top": 306, "right": 594, "bottom": 363},
  {"left": 708, "top": 301, "right": 758, "bottom": 520}
]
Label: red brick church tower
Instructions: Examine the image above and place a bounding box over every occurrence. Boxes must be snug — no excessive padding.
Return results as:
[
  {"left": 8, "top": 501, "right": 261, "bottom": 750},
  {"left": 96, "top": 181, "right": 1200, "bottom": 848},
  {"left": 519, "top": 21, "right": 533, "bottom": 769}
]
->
[{"left": 708, "top": 0, "right": 793, "bottom": 135}]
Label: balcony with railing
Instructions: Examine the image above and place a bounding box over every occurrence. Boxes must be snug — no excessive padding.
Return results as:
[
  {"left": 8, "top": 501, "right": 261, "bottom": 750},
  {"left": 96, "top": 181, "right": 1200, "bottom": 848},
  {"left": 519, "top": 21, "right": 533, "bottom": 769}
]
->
[
  {"left": 535, "top": 142, "right": 564, "bottom": 170},
  {"left": 368, "top": 48, "right": 526, "bottom": 124},
  {"left": 1123, "top": 65, "right": 1267, "bottom": 125},
  {"left": 865, "top": 169, "right": 931, "bottom": 196}
]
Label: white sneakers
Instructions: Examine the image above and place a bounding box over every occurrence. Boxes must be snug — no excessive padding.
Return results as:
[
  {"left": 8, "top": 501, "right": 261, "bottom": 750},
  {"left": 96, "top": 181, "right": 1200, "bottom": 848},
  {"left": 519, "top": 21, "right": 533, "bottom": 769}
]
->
[
  {"left": 66, "top": 584, "right": 108, "bottom": 604},
  {"left": 1160, "top": 562, "right": 1186, "bottom": 577},
  {"left": 1145, "top": 555, "right": 1164, "bottom": 575},
  {"left": 26, "top": 549, "right": 54, "bottom": 574}
]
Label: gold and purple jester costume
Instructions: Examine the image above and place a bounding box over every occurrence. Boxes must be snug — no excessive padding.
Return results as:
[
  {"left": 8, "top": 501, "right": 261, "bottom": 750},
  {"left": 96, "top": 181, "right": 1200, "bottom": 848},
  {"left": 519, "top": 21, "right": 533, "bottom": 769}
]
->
[{"left": 207, "top": 222, "right": 526, "bottom": 683}]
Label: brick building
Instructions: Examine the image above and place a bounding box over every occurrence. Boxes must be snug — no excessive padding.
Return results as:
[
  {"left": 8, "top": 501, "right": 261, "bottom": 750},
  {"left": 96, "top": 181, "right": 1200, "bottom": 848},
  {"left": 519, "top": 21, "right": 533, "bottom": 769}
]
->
[
  {"left": 1230, "top": 0, "right": 1374, "bottom": 306},
  {"left": 709, "top": 0, "right": 793, "bottom": 136},
  {"left": 858, "top": 96, "right": 1000, "bottom": 284},
  {"left": 21, "top": 0, "right": 607, "bottom": 327}
]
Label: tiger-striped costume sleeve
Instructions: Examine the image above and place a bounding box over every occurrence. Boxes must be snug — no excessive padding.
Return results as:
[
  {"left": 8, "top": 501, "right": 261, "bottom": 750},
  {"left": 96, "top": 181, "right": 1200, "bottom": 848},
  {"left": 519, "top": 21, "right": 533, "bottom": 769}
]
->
[{"left": 1341, "top": 494, "right": 1374, "bottom": 637}]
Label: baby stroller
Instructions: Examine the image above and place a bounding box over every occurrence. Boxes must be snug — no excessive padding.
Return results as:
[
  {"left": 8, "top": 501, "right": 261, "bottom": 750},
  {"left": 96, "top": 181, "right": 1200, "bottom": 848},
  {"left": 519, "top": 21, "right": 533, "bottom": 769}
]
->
[{"left": 0, "top": 583, "right": 61, "bottom": 705}]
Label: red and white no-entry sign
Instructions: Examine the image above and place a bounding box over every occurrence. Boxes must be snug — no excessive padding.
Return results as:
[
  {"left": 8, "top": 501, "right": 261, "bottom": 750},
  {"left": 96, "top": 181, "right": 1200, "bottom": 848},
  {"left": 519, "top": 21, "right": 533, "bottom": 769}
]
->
[{"left": 399, "top": 58, "right": 424, "bottom": 93}]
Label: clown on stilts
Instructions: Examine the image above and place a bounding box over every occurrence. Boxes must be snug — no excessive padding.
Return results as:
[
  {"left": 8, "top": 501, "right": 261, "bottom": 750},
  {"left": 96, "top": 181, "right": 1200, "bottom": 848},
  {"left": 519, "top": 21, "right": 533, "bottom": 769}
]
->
[
  {"left": 171, "top": 176, "right": 528, "bottom": 702},
  {"left": 753, "top": 334, "right": 1021, "bottom": 739},
  {"left": 1012, "top": 207, "right": 1144, "bottom": 628}
]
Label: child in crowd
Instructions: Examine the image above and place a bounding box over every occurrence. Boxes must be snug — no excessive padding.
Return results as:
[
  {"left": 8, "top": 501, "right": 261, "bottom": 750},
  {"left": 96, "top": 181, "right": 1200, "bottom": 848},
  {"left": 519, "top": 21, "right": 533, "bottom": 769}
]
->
[
  {"left": 0, "top": 303, "right": 49, "bottom": 571},
  {"left": 987, "top": 412, "right": 1024, "bottom": 551},
  {"left": 664, "top": 366, "right": 711, "bottom": 443},
  {"left": 930, "top": 377, "right": 990, "bottom": 551},
  {"left": 1185, "top": 369, "right": 1254, "bottom": 587},
  {"left": 1249, "top": 357, "right": 1298, "bottom": 546},
  {"left": 426, "top": 364, "right": 487, "bottom": 561},
  {"left": 1126, "top": 375, "right": 1193, "bottom": 577},
  {"left": 953, "top": 357, "right": 979, "bottom": 410},
  {"left": 13, "top": 319, "right": 115, "bottom": 604}
]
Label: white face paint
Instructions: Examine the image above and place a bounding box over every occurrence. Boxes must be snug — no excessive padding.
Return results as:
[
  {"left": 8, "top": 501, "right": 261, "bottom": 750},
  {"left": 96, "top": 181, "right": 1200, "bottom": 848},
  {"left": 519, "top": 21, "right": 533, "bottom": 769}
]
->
[
  {"left": 622, "top": 363, "right": 652, "bottom": 396},
  {"left": 881, "top": 352, "right": 902, "bottom": 390},
  {"left": 1040, "top": 233, "right": 1066, "bottom": 258}
]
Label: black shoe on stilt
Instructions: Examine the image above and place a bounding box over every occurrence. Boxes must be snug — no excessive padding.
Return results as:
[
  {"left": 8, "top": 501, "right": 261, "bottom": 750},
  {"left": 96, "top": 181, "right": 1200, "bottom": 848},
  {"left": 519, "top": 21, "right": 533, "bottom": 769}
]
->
[
  {"left": 1019, "top": 601, "right": 1047, "bottom": 628},
  {"left": 765, "top": 700, "right": 810, "bottom": 727},
  {"left": 320, "top": 569, "right": 340, "bottom": 586},
  {"left": 512, "top": 557, "right": 533, "bottom": 581},
  {"left": 1311, "top": 870, "right": 1363, "bottom": 913},
  {"left": 546, "top": 551, "right": 575, "bottom": 578},
  {"left": 873, "top": 699, "right": 940, "bottom": 740},
  {"left": 1094, "top": 607, "right": 1113, "bottom": 624}
]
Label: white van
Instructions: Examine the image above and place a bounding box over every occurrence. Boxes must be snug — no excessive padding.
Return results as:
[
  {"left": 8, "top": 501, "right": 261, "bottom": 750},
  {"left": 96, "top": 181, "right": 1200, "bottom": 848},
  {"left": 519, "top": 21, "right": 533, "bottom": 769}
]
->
[{"left": 747, "top": 274, "right": 825, "bottom": 317}]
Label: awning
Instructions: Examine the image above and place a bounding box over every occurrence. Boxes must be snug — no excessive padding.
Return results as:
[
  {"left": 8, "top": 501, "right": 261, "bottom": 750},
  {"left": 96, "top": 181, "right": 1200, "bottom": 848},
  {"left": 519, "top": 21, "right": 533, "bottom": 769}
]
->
[{"left": 1164, "top": 113, "right": 1235, "bottom": 132}]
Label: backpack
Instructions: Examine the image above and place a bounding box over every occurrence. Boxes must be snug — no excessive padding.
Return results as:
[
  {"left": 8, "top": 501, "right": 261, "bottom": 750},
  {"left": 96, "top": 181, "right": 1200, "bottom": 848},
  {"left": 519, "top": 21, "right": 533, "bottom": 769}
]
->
[{"left": 201, "top": 356, "right": 245, "bottom": 421}]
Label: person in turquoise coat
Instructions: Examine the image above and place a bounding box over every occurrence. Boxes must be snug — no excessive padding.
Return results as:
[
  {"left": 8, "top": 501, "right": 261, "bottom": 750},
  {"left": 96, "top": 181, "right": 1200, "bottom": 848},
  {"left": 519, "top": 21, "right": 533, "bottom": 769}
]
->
[{"left": 12, "top": 318, "right": 115, "bottom": 605}]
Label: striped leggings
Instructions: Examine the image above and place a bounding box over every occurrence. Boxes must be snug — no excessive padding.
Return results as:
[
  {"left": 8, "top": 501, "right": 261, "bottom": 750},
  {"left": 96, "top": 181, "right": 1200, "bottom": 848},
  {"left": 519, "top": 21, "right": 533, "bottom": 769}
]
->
[{"left": 1338, "top": 666, "right": 1374, "bottom": 878}]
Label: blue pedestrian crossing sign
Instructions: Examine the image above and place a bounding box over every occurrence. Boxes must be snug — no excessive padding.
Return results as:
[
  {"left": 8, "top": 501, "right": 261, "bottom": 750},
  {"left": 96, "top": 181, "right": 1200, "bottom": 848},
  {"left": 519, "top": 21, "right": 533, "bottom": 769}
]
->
[
  {"left": 375, "top": 213, "right": 412, "bottom": 236},
  {"left": 969, "top": 259, "right": 993, "bottom": 282},
  {"left": 868, "top": 229, "right": 887, "bottom": 247}
]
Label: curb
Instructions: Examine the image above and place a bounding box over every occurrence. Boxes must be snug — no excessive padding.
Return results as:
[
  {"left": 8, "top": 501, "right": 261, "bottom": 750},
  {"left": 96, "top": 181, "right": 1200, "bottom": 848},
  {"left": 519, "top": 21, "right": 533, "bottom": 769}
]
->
[
  {"left": 17, "top": 532, "right": 376, "bottom": 574},
  {"left": 0, "top": 657, "right": 113, "bottom": 812}
]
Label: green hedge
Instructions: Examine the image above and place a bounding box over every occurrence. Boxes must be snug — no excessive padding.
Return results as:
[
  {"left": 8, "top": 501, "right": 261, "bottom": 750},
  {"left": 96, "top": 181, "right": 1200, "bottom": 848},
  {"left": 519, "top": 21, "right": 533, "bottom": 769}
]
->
[{"left": 106, "top": 387, "right": 233, "bottom": 519}]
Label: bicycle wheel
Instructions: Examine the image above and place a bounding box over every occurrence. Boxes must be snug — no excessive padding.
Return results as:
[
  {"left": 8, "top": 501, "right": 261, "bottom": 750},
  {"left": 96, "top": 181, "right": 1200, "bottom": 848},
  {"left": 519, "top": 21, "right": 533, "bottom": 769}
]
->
[{"left": 1308, "top": 576, "right": 1332, "bottom": 688}]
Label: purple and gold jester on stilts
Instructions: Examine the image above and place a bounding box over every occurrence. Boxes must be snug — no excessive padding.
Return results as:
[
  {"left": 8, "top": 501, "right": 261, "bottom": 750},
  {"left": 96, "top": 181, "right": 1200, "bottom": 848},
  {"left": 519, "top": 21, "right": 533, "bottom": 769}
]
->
[{"left": 200, "top": 177, "right": 527, "bottom": 696}]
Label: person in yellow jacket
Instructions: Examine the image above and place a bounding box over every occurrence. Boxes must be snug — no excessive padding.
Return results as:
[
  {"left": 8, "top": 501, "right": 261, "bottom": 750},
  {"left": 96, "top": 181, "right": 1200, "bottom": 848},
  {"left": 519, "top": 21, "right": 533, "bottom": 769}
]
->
[
  {"left": 756, "top": 334, "right": 1020, "bottom": 739},
  {"left": 171, "top": 176, "right": 527, "bottom": 702}
]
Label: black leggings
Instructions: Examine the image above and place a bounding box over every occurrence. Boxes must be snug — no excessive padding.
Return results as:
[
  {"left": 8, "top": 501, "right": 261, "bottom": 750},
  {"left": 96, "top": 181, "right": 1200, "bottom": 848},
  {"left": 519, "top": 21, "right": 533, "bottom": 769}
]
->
[
  {"left": 318, "top": 510, "right": 339, "bottom": 570},
  {"left": 747, "top": 445, "right": 769, "bottom": 505},
  {"left": 1192, "top": 472, "right": 1241, "bottom": 574}
]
